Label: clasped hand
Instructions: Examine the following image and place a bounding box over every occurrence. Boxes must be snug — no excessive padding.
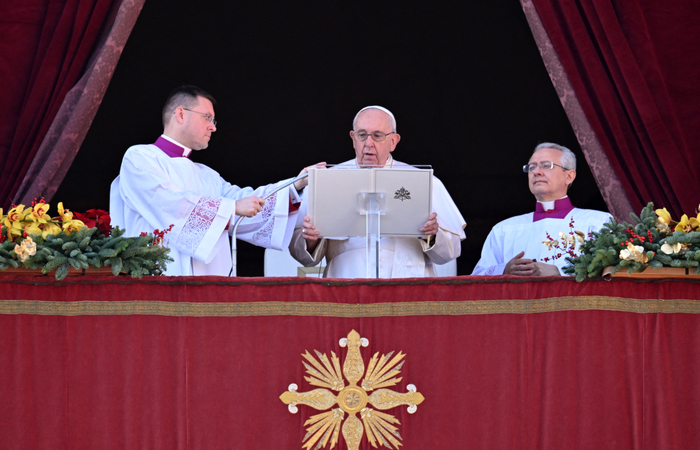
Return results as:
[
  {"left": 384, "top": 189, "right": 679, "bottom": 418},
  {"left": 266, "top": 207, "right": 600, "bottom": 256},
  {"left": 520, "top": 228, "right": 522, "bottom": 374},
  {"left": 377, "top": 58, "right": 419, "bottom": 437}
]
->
[{"left": 503, "top": 251, "right": 561, "bottom": 276}]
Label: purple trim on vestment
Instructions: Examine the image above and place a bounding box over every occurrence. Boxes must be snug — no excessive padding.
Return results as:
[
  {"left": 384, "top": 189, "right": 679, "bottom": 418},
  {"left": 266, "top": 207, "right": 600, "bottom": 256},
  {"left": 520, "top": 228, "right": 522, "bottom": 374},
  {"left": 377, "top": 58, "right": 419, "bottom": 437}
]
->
[
  {"left": 533, "top": 197, "right": 574, "bottom": 222},
  {"left": 153, "top": 136, "right": 189, "bottom": 158}
]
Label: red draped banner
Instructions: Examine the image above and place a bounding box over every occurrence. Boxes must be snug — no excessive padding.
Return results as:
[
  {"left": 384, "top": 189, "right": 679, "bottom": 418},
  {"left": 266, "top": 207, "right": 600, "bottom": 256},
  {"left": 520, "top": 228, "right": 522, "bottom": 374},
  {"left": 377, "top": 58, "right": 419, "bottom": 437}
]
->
[{"left": 1, "top": 275, "right": 699, "bottom": 448}]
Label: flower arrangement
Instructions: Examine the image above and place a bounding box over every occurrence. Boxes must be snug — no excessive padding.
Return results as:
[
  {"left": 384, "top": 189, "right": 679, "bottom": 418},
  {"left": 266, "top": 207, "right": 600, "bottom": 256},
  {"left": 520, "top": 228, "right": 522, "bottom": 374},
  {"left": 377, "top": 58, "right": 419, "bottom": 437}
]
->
[
  {"left": 563, "top": 202, "right": 700, "bottom": 281},
  {"left": 0, "top": 200, "right": 172, "bottom": 280}
]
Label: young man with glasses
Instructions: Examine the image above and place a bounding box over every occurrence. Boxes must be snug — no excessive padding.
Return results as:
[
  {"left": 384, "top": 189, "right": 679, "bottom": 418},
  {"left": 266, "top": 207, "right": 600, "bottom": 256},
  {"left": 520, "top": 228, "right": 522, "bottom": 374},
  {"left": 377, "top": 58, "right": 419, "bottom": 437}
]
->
[
  {"left": 472, "top": 143, "right": 611, "bottom": 276},
  {"left": 288, "top": 106, "right": 466, "bottom": 278},
  {"left": 110, "top": 85, "right": 312, "bottom": 276}
]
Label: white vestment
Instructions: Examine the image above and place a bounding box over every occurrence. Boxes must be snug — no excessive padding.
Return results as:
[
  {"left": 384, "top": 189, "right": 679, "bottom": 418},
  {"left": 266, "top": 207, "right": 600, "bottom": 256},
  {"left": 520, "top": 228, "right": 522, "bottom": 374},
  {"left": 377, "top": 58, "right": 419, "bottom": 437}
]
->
[
  {"left": 472, "top": 207, "right": 611, "bottom": 275},
  {"left": 289, "top": 158, "right": 466, "bottom": 278},
  {"left": 110, "top": 139, "right": 300, "bottom": 276}
]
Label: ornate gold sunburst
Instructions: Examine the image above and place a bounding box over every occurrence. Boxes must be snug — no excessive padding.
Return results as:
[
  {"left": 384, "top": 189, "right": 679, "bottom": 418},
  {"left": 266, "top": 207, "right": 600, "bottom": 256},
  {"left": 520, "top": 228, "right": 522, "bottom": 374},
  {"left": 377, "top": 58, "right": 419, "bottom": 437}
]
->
[{"left": 280, "top": 330, "right": 424, "bottom": 450}]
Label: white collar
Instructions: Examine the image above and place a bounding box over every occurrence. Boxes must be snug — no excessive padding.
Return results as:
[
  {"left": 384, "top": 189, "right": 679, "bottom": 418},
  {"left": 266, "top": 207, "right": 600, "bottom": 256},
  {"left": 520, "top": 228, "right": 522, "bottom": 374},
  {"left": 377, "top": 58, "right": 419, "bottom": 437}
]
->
[
  {"left": 537, "top": 196, "right": 568, "bottom": 211},
  {"left": 161, "top": 134, "right": 192, "bottom": 157}
]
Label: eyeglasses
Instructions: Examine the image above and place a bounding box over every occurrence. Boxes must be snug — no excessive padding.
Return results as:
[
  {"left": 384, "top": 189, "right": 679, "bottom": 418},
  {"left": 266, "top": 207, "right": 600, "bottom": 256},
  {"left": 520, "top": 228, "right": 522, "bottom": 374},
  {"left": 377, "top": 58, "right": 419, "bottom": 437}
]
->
[
  {"left": 523, "top": 161, "right": 570, "bottom": 173},
  {"left": 181, "top": 108, "right": 217, "bottom": 126},
  {"left": 352, "top": 130, "right": 396, "bottom": 142}
]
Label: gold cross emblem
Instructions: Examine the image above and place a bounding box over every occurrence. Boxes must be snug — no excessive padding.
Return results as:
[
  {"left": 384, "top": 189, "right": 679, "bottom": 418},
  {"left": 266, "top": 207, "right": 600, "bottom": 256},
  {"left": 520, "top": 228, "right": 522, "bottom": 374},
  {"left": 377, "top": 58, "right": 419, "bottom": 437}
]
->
[{"left": 280, "top": 330, "right": 425, "bottom": 449}]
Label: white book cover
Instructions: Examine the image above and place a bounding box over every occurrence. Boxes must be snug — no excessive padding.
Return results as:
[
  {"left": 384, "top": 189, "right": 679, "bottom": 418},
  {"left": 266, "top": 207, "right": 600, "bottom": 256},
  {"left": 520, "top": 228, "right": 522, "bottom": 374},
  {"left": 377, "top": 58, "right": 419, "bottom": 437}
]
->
[{"left": 308, "top": 167, "right": 433, "bottom": 238}]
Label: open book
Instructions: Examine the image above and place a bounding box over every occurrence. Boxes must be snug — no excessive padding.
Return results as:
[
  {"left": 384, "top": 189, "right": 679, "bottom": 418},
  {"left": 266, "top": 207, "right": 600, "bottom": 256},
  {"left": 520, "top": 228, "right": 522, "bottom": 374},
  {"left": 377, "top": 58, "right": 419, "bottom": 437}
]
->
[{"left": 307, "top": 167, "right": 433, "bottom": 238}]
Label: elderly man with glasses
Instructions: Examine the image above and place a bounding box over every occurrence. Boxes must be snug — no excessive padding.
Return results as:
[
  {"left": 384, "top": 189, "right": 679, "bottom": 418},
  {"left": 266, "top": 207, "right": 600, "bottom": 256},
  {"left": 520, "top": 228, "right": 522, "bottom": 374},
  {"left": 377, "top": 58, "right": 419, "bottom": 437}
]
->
[
  {"left": 110, "top": 85, "right": 313, "bottom": 276},
  {"left": 472, "top": 143, "right": 611, "bottom": 276},
  {"left": 289, "top": 105, "right": 466, "bottom": 278}
]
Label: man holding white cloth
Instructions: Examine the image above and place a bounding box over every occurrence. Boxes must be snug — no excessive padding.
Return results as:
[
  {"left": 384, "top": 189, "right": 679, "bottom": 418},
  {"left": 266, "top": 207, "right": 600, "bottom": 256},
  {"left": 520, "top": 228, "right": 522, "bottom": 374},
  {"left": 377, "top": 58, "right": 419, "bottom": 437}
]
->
[
  {"left": 289, "top": 106, "right": 466, "bottom": 278},
  {"left": 110, "top": 85, "right": 310, "bottom": 276}
]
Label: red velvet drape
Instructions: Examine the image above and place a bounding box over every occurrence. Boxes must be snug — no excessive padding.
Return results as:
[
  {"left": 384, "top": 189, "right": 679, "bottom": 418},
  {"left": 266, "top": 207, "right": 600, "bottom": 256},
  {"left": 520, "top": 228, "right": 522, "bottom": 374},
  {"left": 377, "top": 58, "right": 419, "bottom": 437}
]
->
[
  {"left": 0, "top": 0, "right": 118, "bottom": 210},
  {"left": 531, "top": 0, "right": 700, "bottom": 218}
]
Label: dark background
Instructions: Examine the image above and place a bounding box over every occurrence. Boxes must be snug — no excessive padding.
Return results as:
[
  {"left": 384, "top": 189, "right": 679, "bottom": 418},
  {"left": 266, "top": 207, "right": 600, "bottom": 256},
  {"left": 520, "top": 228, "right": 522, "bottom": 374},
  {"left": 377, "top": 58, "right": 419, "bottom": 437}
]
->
[{"left": 54, "top": 1, "right": 607, "bottom": 276}]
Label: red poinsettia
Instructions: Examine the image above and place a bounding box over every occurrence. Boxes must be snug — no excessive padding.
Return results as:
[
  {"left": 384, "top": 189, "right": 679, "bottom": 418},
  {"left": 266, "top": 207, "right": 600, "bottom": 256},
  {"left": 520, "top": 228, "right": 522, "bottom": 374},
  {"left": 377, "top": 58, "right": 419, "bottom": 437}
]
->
[{"left": 73, "top": 209, "right": 112, "bottom": 237}]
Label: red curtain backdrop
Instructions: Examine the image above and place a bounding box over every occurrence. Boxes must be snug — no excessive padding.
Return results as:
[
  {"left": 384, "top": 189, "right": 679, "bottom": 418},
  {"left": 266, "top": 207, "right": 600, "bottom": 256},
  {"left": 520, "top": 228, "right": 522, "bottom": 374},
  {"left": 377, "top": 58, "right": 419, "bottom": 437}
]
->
[
  {"left": 0, "top": 0, "right": 139, "bottom": 210},
  {"left": 520, "top": 0, "right": 635, "bottom": 221},
  {"left": 530, "top": 0, "right": 700, "bottom": 219},
  {"left": 1, "top": 276, "right": 700, "bottom": 449}
]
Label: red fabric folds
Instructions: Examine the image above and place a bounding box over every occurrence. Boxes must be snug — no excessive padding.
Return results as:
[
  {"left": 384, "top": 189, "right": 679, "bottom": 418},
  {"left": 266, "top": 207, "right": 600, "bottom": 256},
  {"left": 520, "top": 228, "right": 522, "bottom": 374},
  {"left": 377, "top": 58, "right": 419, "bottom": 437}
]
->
[
  {"left": 531, "top": 0, "right": 700, "bottom": 218},
  {"left": 1, "top": 276, "right": 700, "bottom": 448},
  {"left": 0, "top": 0, "right": 117, "bottom": 209}
]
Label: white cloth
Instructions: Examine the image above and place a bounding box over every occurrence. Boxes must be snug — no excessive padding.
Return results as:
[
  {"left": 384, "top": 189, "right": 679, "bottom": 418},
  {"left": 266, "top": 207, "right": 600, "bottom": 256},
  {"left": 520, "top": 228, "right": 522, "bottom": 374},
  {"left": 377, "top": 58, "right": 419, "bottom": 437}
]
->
[
  {"left": 472, "top": 208, "right": 611, "bottom": 275},
  {"left": 110, "top": 141, "right": 299, "bottom": 276},
  {"left": 289, "top": 158, "right": 466, "bottom": 278}
]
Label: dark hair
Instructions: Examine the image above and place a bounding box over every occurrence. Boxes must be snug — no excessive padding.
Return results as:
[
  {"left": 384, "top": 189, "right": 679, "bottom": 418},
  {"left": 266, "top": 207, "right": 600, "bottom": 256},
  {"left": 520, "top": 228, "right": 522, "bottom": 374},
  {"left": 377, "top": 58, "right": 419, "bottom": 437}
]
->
[{"left": 162, "top": 85, "right": 216, "bottom": 127}]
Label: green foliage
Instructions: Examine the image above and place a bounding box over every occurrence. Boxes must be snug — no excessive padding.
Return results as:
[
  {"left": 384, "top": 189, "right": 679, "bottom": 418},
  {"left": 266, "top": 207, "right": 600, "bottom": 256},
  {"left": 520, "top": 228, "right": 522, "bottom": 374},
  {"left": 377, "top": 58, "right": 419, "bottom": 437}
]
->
[
  {"left": 0, "top": 226, "right": 172, "bottom": 280},
  {"left": 563, "top": 202, "right": 700, "bottom": 281}
]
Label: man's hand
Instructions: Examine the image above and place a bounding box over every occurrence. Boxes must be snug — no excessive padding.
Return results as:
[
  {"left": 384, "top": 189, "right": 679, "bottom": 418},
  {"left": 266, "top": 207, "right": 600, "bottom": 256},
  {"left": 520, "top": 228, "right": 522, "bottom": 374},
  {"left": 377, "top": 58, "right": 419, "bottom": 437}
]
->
[
  {"left": 294, "top": 162, "right": 327, "bottom": 191},
  {"left": 504, "top": 251, "right": 561, "bottom": 276},
  {"left": 236, "top": 196, "right": 265, "bottom": 217},
  {"left": 420, "top": 212, "right": 438, "bottom": 236},
  {"left": 300, "top": 215, "right": 321, "bottom": 252}
]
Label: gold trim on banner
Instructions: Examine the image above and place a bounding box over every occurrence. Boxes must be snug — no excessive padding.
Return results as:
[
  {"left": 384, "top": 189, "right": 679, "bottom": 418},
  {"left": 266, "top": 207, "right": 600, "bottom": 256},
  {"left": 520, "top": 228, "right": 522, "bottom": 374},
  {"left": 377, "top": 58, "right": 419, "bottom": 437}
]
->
[
  {"left": 280, "top": 330, "right": 424, "bottom": 450},
  {"left": 1, "top": 297, "right": 700, "bottom": 317}
]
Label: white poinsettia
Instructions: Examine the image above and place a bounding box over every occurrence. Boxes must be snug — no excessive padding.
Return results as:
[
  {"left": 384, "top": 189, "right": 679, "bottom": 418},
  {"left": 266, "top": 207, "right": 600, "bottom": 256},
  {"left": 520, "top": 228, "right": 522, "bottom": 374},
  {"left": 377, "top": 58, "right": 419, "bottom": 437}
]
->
[
  {"left": 619, "top": 242, "right": 648, "bottom": 263},
  {"left": 14, "top": 237, "right": 37, "bottom": 262},
  {"left": 660, "top": 242, "right": 682, "bottom": 254},
  {"left": 660, "top": 242, "right": 689, "bottom": 255}
]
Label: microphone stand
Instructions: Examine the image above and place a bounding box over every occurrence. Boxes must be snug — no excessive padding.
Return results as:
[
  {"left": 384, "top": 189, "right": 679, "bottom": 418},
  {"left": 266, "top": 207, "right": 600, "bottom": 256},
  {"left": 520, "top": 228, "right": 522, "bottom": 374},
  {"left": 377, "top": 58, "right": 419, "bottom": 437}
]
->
[{"left": 229, "top": 172, "right": 309, "bottom": 277}]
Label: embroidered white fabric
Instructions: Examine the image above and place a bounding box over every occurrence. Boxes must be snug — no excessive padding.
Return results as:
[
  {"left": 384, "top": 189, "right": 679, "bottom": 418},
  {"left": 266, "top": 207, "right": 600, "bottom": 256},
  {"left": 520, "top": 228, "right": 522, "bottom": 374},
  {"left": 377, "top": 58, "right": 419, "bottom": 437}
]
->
[
  {"left": 251, "top": 186, "right": 278, "bottom": 248},
  {"left": 177, "top": 196, "right": 222, "bottom": 255}
]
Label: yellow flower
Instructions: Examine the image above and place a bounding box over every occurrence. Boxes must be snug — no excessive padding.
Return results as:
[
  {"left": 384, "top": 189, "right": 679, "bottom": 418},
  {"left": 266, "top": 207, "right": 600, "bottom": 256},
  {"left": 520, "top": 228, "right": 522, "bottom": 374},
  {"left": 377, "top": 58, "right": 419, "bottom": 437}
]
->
[
  {"left": 57, "top": 202, "right": 73, "bottom": 222},
  {"left": 4, "top": 205, "right": 27, "bottom": 230},
  {"left": 62, "top": 219, "right": 86, "bottom": 234},
  {"left": 29, "top": 202, "right": 51, "bottom": 224},
  {"left": 674, "top": 214, "right": 700, "bottom": 233},
  {"left": 24, "top": 222, "right": 43, "bottom": 237},
  {"left": 619, "top": 242, "right": 648, "bottom": 263},
  {"left": 24, "top": 221, "right": 62, "bottom": 239},
  {"left": 42, "top": 222, "right": 63, "bottom": 238},
  {"left": 14, "top": 237, "right": 37, "bottom": 262},
  {"left": 7, "top": 229, "right": 23, "bottom": 241},
  {"left": 656, "top": 208, "right": 672, "bottom": 225}
]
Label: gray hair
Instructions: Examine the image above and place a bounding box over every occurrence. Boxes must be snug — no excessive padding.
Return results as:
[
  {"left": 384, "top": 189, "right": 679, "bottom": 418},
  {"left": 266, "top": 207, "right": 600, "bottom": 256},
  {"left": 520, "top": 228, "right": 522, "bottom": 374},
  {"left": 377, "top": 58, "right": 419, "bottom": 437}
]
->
[
  {"left": 534, "top": 142, "right": 577, "bottom": 171},
  {"left": 352, "top": 106, "right": 397, "bottom": 132}
]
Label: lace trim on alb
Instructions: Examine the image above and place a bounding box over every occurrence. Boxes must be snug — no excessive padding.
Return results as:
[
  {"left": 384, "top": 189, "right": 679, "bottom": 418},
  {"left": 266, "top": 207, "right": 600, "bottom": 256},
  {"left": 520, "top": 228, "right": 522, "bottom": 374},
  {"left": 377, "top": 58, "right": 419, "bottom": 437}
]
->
[
  {"left": 177, "top": 196, "right": 222, "bottom": 255},
  {"left": 250, "top": 186, "right": 278, "bottom": 248}
]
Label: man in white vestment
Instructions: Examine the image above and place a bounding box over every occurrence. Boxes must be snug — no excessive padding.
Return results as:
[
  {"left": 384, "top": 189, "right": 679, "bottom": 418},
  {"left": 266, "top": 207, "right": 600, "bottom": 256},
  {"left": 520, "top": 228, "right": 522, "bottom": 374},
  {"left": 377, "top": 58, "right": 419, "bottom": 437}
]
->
[
  {"left": 110, "top": 85, "right": 311, "bottom": 276},
  {"left": 288, "top": 106, "right": 466, "bottom": 278},
  {"left": 472, "top": 143, "right": 611, "bottom": 276}
]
